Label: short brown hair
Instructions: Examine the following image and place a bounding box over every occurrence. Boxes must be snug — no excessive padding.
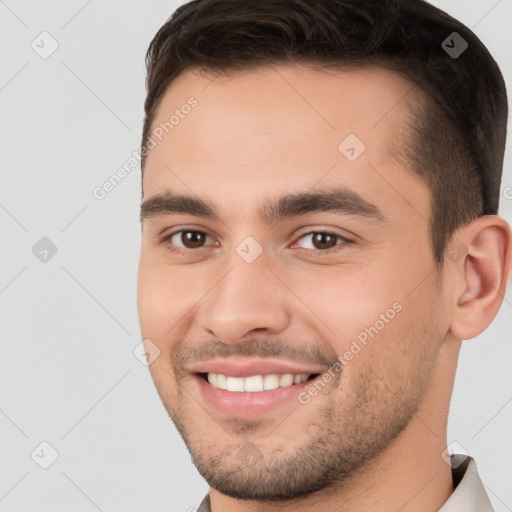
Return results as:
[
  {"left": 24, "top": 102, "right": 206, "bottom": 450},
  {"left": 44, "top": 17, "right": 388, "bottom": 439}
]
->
[{"left": 141, "top": 0, "right": 508, "bottom": 266}]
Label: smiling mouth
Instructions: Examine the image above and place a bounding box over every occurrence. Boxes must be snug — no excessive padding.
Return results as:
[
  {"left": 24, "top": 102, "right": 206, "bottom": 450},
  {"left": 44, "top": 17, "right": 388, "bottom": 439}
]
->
[{"left": 198, "top": 372, "right": 321, "bottom": 392}]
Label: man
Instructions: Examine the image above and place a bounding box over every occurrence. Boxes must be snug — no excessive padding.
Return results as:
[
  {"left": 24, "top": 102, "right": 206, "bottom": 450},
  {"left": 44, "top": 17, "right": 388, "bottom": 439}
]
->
[{"left": 136, "top": 0, "right": 511, "bottom": 510}]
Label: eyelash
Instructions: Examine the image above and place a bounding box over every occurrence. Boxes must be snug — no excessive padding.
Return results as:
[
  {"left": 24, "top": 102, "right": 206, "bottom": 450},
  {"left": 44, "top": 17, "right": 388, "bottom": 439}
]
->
[{"left": 159, "top": 229, "right": 353, "bottom": 257}]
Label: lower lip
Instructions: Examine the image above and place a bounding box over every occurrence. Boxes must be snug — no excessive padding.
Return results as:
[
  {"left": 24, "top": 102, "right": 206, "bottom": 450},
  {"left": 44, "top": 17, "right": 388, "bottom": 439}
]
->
[{"left": 195, "top": 374, "right": 319, "bottom": 417}]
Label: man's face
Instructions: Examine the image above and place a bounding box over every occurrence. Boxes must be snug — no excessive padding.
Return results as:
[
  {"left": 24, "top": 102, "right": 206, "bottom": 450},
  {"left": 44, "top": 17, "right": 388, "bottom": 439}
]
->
[{"left": 137, "top": 64, "right": 450, "bottom": 500}]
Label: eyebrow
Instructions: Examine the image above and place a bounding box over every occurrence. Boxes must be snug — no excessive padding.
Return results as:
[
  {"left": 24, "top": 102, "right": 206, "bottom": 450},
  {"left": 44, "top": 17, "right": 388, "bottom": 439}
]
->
[{"left": 140, "top": 186, "right": 385, "bottom": 225}]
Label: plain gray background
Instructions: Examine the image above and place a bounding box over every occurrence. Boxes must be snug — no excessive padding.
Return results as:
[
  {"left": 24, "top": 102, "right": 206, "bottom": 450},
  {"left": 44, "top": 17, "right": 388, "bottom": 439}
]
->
[{"left": 1, "top": 1, "right": 511, "bottom": 510}]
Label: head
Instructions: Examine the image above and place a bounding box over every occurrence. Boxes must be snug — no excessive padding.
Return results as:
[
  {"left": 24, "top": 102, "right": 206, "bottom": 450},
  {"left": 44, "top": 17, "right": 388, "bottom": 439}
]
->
[{"left": 137, "top": 0, "right": 511, "bottom": 502}]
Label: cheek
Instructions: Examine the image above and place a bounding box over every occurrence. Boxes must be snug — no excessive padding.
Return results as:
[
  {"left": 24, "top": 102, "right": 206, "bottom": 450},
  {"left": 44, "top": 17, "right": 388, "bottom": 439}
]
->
[
  {"left": 137, "top": 254, "right": 205, "bottom": 352},
  {"left": 284, "top": 264, "right": 432, "bottom": 388},
  {"left": 137, "top": 257, "right": 165, "bottom": 335},
  {"left": 137, "top": 253, "right": 178, "bottom": 348},
  {"left": 329, "top": 309, "right": 433, "bottom": 420},
  {"left": 283, "top": 265, "right": 401, "bottom": 344},
  {"left": 137, "top": 251, "right": 175, "bottom": 310}
]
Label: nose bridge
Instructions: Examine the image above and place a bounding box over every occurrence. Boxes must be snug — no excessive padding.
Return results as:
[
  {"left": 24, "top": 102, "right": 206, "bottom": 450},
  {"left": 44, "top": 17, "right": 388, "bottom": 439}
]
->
[{"left": 196, "top": 245, "right": 290, "bottom": 344}]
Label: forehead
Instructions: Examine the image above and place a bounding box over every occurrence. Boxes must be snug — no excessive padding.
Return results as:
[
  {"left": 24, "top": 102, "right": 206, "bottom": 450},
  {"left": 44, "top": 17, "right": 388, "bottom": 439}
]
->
[{"left": 142, "top": 63, "right": 429, "bottom": 226}]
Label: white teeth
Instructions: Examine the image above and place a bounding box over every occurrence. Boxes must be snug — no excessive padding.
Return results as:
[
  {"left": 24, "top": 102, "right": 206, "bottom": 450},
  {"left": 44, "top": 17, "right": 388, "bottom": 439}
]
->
[
  {"left": 263, "top": 374, "right": 280, "bottom": 390},
  {"left": 207, "top": 373, "right": 218, "bottom": 387},
  {"left": 226, "top": 376, "right": 245, "bottom": 392},
  {"left": 205, "top": 372, "right": 311, "bottom": 392},
  {"left": 279, "top": 374, "right": 294, "bottom": 387},
  {"left": 217, "top": 374, "right": 227, "bottom": 390},
  {"left": 244, "top": 375, "right": 264, "bottom": 392}
]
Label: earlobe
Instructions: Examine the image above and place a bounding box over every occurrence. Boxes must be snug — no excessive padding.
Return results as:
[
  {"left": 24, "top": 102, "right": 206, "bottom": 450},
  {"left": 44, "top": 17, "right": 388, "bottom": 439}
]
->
[{"left": 449, "top": 215, "right": 512, "bottom": 341}]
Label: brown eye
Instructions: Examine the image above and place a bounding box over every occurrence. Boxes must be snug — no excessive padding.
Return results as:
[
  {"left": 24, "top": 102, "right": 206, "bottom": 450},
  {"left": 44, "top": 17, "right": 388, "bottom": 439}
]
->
[
  {"left": 294, "top": 231, "right": 351, "bottom": 254},
  {"left": 297, "top": 232, "right": 340, "bottom": 250},
  {"left": 311, "top": 232, "right": 338, "bottom": 250},
  {"left": 166, "top": 230, "right": 214, "bottom": 251},
  {"left": 181, "top": 231, "right": 206, "bottom": 248}
]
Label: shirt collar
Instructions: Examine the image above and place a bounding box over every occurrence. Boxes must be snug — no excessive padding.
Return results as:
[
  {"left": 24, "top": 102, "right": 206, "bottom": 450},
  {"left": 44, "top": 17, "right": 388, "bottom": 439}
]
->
[{"left": 439, "top": 455, "right": 494, "bottom": 511}]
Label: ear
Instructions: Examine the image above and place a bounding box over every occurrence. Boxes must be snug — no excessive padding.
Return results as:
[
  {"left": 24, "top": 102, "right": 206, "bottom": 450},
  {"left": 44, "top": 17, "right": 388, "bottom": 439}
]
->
[{"left": 448, "top": 215, "right": 512, "bottom": 341}]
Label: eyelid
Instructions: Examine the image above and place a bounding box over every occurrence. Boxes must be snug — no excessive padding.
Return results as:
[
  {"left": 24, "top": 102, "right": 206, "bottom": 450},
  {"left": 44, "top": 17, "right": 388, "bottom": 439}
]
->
[
  {"left": 289, "top": 230, "right": 353, "bottom": 251},
  {"left": 159, "top": 227, "right": 354, "bottom": 258},
  {"left": 158, "top": 227, "right": 217, "bottom": 251},
  {"left": 292, "top": 226, "right": 353, "bottom": 240}
]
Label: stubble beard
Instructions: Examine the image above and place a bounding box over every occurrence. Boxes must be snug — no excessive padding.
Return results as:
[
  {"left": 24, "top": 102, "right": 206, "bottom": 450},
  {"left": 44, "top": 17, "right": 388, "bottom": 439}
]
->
[{"left": 160, "top": 352, "right": 436, "bottom": 502}]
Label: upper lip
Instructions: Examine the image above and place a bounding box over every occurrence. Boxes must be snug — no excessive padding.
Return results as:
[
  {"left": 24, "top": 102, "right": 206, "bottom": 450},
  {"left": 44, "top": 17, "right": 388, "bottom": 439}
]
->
[{"left": 190, "top": 358, "right": 325, "bottom": 378}]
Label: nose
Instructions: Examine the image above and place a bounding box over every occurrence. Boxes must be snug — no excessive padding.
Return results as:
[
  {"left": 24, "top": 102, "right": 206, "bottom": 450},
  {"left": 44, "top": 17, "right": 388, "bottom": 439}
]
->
[{"left": 195, "top": 253, "right": 291, "bottom": 345}]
